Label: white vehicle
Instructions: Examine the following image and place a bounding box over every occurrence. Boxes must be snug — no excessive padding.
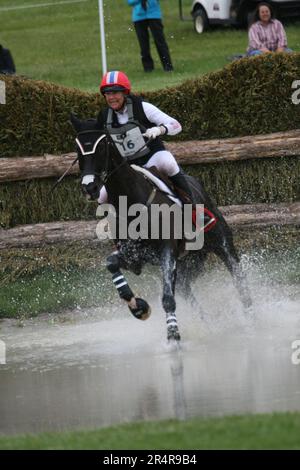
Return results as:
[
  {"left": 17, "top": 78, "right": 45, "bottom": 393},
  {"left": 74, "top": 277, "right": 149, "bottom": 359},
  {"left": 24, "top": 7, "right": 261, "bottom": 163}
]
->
[{"left": 179, "top": 1, "right": 300, "bottom": 34}]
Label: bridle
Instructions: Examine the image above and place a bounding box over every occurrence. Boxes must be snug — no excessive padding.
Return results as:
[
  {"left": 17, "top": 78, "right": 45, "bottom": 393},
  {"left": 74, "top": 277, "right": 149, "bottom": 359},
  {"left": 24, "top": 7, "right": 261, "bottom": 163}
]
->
[
  {"left": 100, "top": 134, "right": 152, "bottom": 185},
  {"left": 51, "top": 130, "right": 152, "bottom": 192},
  {"left": 99, "top": 135, "right": 127, "bottom": 185}
]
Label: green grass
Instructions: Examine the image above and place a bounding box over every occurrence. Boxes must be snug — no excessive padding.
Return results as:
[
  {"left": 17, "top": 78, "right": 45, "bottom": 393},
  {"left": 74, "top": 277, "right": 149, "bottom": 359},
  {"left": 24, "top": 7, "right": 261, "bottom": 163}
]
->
[
  {"left": 1, "top": 412, "right": 300, "bottom": 449},
  {"left": 1, "top": 0, "right": 300, "bottom": 92},
  {"left": 0, "top": 267, "right": 114, "bottom": 318}
]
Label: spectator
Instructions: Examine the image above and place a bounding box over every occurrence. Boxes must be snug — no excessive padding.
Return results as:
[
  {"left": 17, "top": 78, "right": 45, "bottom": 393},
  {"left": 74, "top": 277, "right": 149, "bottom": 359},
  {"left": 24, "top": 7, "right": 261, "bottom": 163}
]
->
[
  {"left": 0, "top": 44, "right": 16, "bottom": 74},
  {"left": 128, "top": 0, "right": 173, "bottom": 72},
  {"left": 247, "top": 2, "right": 292, "bottom": 56}
]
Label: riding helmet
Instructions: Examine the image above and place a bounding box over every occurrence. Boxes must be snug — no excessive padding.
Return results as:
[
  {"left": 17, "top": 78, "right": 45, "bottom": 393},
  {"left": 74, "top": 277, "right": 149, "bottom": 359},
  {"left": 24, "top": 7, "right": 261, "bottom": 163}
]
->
[{"left": 100, "top": 71, "right": 131, "bottom": 95}]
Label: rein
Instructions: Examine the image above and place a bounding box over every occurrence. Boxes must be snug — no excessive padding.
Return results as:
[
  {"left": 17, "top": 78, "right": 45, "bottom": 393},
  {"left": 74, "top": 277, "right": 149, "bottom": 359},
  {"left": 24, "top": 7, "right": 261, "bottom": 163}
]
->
[
  {"left": 50, "top": 154, "right": 79, "bottom": 193},
  {"left": 101, "top": 135, "right": 153, "bottom": 185},
  {"left": 51, "top": 132, "right": 153, "bottom": 192}
]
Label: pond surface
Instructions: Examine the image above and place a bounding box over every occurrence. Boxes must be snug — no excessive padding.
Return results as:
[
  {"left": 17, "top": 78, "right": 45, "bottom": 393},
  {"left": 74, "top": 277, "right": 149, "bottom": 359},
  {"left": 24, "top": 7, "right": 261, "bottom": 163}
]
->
[{"left": 0, "top": 250, "right": 300, "bottom": 436}]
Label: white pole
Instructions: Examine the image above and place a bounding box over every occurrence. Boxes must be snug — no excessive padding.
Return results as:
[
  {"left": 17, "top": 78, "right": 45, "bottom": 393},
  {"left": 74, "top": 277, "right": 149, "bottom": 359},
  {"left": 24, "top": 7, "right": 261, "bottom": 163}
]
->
[{"left": 98, "top": 0, "right": 107, "bottom": 75}]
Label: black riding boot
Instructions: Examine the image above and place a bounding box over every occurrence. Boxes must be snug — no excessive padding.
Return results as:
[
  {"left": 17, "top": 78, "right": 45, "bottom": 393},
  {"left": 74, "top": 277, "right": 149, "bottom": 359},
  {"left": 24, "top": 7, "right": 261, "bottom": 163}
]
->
[
  {"left": 170, "top": 171, "right": 214, "bottom": 228},
  {"left": 170, "top": 171, "right": 194, "bottom": 204}
]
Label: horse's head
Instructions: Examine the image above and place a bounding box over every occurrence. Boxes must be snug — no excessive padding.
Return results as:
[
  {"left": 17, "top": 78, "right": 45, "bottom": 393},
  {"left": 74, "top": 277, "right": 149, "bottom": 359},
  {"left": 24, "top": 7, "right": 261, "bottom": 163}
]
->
[{"left": 70, "top": 113, "right": 113, "bottom": 201}]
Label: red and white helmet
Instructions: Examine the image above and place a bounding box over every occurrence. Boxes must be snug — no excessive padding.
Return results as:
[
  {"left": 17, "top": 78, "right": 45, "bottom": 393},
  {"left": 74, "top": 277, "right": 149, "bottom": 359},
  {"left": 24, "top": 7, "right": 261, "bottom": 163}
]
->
[{"left": 100, "top": 71, "right": 131, "bottom": 95}]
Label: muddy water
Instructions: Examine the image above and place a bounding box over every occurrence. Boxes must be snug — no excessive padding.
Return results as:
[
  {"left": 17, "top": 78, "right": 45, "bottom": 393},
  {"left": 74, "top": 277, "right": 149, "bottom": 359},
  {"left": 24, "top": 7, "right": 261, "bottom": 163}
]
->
[{"left": 0, "top": 251, "right": 300, "bottom": 436}]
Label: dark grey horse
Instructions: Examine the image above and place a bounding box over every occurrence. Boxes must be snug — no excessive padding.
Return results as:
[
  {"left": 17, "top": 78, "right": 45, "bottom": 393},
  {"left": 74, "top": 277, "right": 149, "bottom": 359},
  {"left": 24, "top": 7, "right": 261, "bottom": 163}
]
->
[{"left": 71, "top": 116, "right": 251, "bottom": 342}]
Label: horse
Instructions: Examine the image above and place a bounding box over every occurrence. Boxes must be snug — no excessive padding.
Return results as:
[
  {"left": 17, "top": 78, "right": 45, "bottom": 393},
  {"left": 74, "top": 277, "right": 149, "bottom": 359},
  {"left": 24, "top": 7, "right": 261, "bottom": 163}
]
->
[{"left": 70, "top": 116, "right": 252, "bottom": 342}]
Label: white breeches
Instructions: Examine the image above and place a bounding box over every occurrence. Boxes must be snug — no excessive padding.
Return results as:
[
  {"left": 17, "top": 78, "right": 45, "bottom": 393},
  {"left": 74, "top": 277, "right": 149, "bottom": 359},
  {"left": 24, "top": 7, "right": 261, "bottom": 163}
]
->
[
  {"left": 98, "top": 150, "right": 180, "bottom": 204},
  {"left": 144, "top": 150, "right": 180, "bottom": 176}
]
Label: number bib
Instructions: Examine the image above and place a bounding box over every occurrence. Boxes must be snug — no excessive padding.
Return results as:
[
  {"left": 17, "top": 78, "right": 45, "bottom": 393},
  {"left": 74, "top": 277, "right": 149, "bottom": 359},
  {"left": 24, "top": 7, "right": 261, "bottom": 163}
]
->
[{"left": 109, "top": 123, "right": 149, "bottom": 159}]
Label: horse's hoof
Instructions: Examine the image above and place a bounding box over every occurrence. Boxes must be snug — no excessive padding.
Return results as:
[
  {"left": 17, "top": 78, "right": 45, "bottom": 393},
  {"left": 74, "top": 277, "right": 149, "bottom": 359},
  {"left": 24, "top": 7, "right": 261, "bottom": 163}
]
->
[
  {"left": 167, "top": 326, "right": 181, "bottom": 342},
  {"left": 128, "top": 298, "right": 151, "bottom": 321}
]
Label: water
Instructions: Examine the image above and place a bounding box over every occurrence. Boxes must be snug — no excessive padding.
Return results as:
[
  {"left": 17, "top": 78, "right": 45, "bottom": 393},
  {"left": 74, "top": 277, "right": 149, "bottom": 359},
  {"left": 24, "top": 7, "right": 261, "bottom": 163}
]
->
[{"left": 0, "top": 250, "right": 299, "bottom": 436}]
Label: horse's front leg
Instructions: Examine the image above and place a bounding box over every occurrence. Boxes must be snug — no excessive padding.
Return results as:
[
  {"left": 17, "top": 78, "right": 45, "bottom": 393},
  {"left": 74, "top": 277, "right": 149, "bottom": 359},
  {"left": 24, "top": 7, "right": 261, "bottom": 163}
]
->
[
  {"left": 106, "top": 250, "right": 151, "bottom": 321},
  {"left": 160, "top": 245, "right": 180, "bottom": 342}
]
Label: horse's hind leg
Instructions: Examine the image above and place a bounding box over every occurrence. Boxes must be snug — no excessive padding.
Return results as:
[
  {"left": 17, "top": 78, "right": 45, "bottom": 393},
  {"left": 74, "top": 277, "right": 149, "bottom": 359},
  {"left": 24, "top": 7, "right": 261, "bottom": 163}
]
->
[
  {"left": 106, "top": 251, "right": 151, "bottom": 320},
  {"left": 215, "top": 242, "right": 252, "bottom": 310},
  {"left": 160, "top": 246, "right": 180, "bottom": 342}
]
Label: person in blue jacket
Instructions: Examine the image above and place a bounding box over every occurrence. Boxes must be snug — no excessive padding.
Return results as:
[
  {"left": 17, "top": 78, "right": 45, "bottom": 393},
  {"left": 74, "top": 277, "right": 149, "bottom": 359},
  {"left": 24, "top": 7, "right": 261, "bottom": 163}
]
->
[{"left": 128, "top": 0, "right": 173, "bottom": 72}]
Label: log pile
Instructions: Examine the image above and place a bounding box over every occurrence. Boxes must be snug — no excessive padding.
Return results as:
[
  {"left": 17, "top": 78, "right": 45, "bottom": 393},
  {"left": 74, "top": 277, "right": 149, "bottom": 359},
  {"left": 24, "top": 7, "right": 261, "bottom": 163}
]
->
[
  {"left": 1, "top": 130, "right": 300, "bottom": 182},
  {"left": 1, "top": 202, "right": 299, "bottom": 249}
]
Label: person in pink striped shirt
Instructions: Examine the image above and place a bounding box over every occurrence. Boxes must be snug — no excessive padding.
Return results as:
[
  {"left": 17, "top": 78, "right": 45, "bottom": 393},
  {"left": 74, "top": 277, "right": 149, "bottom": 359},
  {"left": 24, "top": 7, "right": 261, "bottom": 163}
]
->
[{"left": 247, "top": 2, "right": 292, "bottom": 56}]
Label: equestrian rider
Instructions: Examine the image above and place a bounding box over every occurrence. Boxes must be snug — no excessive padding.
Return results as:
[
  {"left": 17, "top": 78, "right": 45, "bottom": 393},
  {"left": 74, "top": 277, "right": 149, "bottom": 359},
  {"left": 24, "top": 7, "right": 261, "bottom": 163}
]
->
[{"left": 90, "top": 70, "right": 194, "bottom": 205}]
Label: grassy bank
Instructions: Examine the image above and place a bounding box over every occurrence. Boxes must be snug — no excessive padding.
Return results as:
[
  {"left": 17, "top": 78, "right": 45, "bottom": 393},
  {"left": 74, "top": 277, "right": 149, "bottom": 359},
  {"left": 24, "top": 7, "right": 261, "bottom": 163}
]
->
[
  {"left": 1, "top": 0, "right": 300, "bottom": 92},
  {"left": 1, "top": 412, "right": 300, "bottom": 449}
]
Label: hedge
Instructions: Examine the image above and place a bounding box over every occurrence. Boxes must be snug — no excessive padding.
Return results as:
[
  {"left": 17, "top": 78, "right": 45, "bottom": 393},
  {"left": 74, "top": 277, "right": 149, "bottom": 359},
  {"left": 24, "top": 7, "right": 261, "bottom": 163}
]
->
[{"left": 1, "top": 53, "right": 300, "bottom": 157}]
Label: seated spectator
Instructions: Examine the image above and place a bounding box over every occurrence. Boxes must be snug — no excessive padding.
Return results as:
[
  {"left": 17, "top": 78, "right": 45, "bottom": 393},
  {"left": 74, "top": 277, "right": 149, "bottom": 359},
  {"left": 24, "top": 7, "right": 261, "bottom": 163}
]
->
[
  {"left": 0, "top": 44, "right": 16, "bottom": 74},
  {"left": 247, "top": 2, "right": 292, "bottom": 56}
]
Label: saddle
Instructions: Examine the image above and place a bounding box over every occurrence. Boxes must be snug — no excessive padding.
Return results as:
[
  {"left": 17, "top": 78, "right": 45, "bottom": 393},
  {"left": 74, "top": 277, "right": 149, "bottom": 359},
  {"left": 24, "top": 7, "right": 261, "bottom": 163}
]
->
[
  {"left": 131, "top": 165, "right": 217, "bottom": 233},
  {"left": 131, "top": 165, "right": 190, "bottom": 207},
  {"left": 147, "top": 166, "right": 191, "bottom": 204}
]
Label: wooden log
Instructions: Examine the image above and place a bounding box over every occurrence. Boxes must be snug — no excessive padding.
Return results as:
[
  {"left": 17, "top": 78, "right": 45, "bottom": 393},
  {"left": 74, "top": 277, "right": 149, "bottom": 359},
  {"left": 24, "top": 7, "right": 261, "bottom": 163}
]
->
[
  {"left": 0, "top": 202, "right": 299, "bottom": 249},
  {"left": 0, "top": 220, "right": 99, "bottom": 250},
  {"left": 0, "top": 153, "right": 78, "bottom": 183},
  {"left": 1, "top": 129, "right": 300, "bottom": 182},
  {"left": 220, "top": 202, "right": 300, "bottom": 228},
  {"left": 169, "top": 129, "right": 300, "bottom": 164}
]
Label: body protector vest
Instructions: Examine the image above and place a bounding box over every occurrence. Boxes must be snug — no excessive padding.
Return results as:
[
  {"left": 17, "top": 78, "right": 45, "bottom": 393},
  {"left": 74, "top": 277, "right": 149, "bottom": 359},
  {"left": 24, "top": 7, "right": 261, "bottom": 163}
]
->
[
  {"left": 98, "top": 95, "right": 165, "bottom": 165},
  {"left": 106, "top": 98, "right": 149, "bottom": 160}
]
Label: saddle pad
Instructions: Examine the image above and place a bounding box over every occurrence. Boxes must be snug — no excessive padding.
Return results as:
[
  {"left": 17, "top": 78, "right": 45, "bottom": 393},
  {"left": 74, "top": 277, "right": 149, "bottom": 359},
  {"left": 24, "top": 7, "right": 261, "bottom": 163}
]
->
[{"left": 131, "top": 164, "right": 182, "bottom": 207}]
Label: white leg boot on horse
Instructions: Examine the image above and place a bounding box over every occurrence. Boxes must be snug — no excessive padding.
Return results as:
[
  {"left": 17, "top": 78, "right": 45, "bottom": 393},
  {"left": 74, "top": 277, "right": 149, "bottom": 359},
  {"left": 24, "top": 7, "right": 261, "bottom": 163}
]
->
[
  {"left": 160, "top": 246, "right": 181, "bottom": 343},
  {"left": 106, "top": 252, "right": 151, "bottom": 321}
]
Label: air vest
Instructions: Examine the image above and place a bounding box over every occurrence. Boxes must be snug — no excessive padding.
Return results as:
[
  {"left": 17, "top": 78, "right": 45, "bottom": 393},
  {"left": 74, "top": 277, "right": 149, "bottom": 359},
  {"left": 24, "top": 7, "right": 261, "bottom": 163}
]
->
[{"left": 97, "top": 94, "right": 165, "bottom": 165}]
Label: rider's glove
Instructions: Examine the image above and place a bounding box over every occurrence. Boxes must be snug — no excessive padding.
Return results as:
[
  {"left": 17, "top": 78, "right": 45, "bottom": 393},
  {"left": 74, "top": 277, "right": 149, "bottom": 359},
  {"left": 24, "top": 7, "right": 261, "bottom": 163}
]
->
[{"left": 143, "top": 125, "right": 167, "bottom": 140}]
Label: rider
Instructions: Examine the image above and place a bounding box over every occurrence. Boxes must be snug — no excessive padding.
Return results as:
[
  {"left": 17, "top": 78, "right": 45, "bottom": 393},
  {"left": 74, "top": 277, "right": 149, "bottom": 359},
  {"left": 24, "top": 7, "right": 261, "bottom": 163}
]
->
[{"left": 93, "top": 70, "right": 195, "bottom": 205}]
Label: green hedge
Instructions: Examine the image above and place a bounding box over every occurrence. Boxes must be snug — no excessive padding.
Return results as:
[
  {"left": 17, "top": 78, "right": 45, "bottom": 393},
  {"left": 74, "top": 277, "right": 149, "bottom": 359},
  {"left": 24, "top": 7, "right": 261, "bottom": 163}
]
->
[
  {"left": 0, "top": 54, "right": 300, "bottom": 227},
  {"left": 1, "top": 53, "right": 300, "bottom": 157},
  {"left": 0, "top": 77, "right": 101, "bottom": 158}
]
